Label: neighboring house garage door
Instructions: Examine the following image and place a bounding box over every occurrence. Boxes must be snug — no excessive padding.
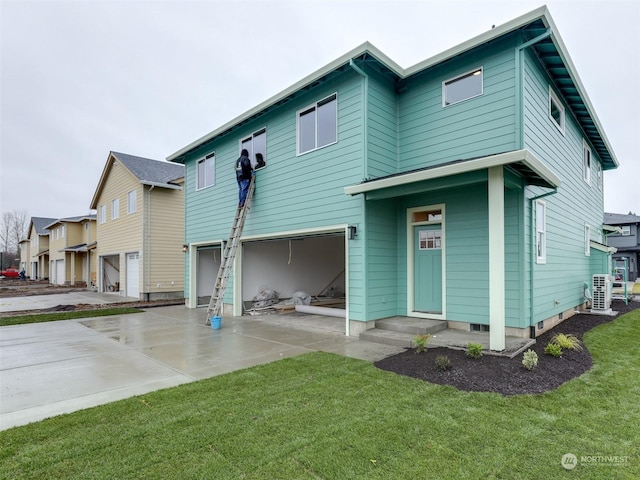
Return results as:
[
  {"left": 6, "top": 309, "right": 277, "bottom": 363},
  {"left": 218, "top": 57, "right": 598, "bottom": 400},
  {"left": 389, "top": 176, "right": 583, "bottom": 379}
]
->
[
  {"left": 55, "top": 259, "right": 65, "bottom": 285},
  {"left": 126, "top": 253, "right": 140, "bottom": 298}
]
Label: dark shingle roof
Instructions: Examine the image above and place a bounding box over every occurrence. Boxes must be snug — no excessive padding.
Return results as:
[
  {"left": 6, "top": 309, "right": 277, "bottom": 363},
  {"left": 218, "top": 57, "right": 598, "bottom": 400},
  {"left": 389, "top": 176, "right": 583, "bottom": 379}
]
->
[
  {"left": 604, "top": 212, "right": 640, "bottom": 225},
  {"left": 32, "top": 217, "right": 57, "bottom": 235},
  {"left": 112, "top": 152, "right": 184, "bottom": 185}
]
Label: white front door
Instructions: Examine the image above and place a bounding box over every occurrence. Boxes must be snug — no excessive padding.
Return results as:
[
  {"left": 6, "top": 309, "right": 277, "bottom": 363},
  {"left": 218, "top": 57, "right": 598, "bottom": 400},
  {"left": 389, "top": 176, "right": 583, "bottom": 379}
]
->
[{"left": 126, "top": 253, "right": 140, "bottom": 298}]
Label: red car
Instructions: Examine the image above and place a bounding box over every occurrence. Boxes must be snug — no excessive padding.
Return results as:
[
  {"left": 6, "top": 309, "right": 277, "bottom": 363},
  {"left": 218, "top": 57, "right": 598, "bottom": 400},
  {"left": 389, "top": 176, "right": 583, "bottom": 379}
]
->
[{"left": 0, "top": 268, "right": 20, "bottom": 278}]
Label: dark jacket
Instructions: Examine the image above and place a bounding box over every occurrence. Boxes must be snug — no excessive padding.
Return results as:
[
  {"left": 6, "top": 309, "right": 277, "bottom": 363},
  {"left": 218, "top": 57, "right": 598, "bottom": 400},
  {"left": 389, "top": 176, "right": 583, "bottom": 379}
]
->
[{"left": 235, "top": 154, "right": 252, "bottom": 180}]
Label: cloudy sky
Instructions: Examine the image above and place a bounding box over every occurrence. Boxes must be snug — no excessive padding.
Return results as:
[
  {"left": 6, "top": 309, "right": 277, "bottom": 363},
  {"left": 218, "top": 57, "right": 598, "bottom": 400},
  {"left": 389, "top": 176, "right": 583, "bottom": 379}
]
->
[{"left": 1, "top": 0, "right": 638, "bottom": 220}]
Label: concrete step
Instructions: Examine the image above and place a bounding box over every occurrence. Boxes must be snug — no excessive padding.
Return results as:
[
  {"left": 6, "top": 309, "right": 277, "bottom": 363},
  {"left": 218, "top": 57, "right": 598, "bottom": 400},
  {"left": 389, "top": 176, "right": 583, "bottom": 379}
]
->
[
  {"left": 359, "top": 328, "right": 416, "bottom": 348},
  {"left": 375, "top": 317, "right": 447, "bottom": 335},
  {"left": 359, "top": 317, "right": 448, "bottom": 348}
]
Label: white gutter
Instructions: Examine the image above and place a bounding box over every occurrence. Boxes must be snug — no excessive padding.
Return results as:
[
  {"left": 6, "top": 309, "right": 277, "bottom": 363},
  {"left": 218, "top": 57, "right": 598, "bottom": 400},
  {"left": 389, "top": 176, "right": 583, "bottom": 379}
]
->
[{"left": 141, "top": 181, "right": 182, "bottom": 190}]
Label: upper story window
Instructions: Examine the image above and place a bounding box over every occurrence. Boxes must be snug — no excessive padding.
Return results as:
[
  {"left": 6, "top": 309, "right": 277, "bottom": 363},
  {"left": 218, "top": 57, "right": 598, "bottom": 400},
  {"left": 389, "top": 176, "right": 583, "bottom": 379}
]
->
[
  {"left": 549, "top": 86, "right": 565, "bottom": 134},
  {"left": 443, "top": 67, "right": 483, "bottom": 106},
  {"left": 583, "top": 141, "right": 592, "bottom": 185},
  {"left": 536, "top": 200, "right": 546, "bottom": 264},
  {"left": 197, "top": 153, "right": 215, "bottom": 190},
  {"left": 112, "top": 198, "right": 120, "bottom": 220},
  {"left": 241, "top": 129, "right": 267, "bottom": 169},
  {"left": 297, "top": 93, "right": 337, "bottom": 155},
  {"left": 127, "top": 190, "right": 137, "bottom": 214},
  {"left": 621, "top": 226, "right": 631, "bottom": 236},
  {"left": 99, "top": 205, "right": 106, "bottom": 224}
]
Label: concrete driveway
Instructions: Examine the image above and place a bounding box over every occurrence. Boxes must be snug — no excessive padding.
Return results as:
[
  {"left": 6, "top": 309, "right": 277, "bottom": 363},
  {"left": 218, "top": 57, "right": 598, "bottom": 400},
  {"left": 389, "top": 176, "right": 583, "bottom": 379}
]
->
[{"left": 0, "top": 304, "right": 403, "bottom": 431}]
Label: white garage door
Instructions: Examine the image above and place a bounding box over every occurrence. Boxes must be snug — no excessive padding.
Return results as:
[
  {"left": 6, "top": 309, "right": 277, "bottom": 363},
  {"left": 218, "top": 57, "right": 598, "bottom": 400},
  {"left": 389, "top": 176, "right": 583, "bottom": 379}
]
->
[
  {"left": 126, "top": 253, "right": 140, "bottom": 298},
  {"left": 55, "top": 259, "right": 65, "bottom": 285}
]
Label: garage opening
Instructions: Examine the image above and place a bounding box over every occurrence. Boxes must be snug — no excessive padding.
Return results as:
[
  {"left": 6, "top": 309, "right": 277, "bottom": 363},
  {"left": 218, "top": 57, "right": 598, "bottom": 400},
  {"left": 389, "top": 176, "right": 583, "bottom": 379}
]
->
[
  {"left": 101, "top": 254, "right": 120, "bottom": 293},
  {"left": 240, "top": 233, "right": 346, "bottom": 327},
  {"left": 196, "top": 245, "right": 222, "bottom": 307}
]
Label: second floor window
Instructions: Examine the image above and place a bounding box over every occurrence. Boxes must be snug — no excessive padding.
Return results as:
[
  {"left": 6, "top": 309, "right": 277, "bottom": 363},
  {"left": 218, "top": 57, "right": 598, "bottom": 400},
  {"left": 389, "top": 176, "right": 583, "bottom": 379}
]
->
[
  {"left": 241, "top": 129, "right": 267, "bottom": 169},
  {"left": 112, "top": 198, "right": 119, "bottom": 220},
  {"left": 443, "top": 67, "right": 483, "bottom": 106},
  {"left": 127, "top": 190, "right": 137, "bottom": 214},
  {"left": 297, "top": 93, "right": 337, "bottom": 155},
  {"left": 99, "top": 205, "right": 106, "bottom": 224},
  {"left": 549, "top": 87, "right": 565, "bottom": 134},
  {"left": 197, "top": 153, "right": 215, "bottom": 190},
  {"left": 583, "top": 141, "right": 592, "bottom": 185}
]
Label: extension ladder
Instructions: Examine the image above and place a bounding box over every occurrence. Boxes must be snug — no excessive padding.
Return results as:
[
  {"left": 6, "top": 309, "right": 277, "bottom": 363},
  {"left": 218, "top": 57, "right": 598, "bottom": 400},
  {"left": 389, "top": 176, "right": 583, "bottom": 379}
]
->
[{"left": 205, "top": 175, "right": 255, "bottom": 325}]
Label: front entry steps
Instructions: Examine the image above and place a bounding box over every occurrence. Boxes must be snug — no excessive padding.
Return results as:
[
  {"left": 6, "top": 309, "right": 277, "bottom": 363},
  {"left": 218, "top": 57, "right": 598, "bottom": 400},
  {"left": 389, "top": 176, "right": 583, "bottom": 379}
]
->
[{"left": 360, "top": 317, "right": 447, "bottom": 348}]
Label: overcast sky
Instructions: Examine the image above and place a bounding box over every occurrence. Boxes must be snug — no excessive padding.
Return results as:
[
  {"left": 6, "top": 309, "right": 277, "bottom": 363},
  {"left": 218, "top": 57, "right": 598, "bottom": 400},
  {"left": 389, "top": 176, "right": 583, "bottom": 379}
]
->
[{"left": 1, "top": 0, "right": 638, "bottom": 221}]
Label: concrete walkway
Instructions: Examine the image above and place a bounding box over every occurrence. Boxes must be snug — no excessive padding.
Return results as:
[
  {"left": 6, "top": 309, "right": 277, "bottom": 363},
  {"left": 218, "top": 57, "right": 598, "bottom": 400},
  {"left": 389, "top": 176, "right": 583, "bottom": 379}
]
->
[
  {"left": 0, "top": 291, "right": 139, "bottom": 313},
  {"left": 0, "top": 304, "right": 403, "bottom": 431}
]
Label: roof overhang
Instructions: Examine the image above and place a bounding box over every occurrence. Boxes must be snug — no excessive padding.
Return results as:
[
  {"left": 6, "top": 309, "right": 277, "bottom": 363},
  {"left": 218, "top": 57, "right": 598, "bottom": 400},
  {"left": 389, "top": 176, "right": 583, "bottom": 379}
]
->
[
  {"left": 344, "top": 149, "right": 560, "bottom": 197},
  {"left": 603, "top": 224, "right": 624, "bottom": 235},
  {"left": 590, "top": 241, "right": 617, "bottom": 254}
]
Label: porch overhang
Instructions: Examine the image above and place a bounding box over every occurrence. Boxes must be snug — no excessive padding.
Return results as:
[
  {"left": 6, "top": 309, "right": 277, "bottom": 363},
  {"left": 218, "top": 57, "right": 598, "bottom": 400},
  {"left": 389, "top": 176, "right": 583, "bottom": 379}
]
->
[
  {"left": 344, "top": 150, "right": 561, "bottom": 197},
  {"left": 590, "top": 241, "right": 617, "bottom": 254}
]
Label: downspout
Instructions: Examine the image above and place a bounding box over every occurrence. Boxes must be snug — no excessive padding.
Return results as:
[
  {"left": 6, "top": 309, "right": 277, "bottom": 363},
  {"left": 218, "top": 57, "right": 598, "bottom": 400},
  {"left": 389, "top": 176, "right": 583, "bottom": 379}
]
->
[
  {"left": 515, "top": 28, "right": 552, "bottom": 149},
  {"left": 528, "top": 187, "right": 557, "bottom": 338},
  {"left": 146, "top": 185, "right": 154, "bottom": 301},
  {"left": 349, "top": 58, "right": 369, "bottom": 334}
]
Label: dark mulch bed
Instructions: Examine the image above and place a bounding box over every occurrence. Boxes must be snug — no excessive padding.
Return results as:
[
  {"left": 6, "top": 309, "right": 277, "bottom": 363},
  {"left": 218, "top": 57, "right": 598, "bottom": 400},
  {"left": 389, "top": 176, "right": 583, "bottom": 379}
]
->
[{"left": 374, "top": 300, "right": 638, "bottom": 396}]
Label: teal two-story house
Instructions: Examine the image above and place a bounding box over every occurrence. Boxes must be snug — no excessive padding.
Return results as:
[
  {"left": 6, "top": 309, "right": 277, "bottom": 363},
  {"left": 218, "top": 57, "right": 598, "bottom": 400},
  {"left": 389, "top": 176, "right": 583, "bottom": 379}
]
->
[{"left": 168, "top": 6, "right": 618, "bottom": 351}]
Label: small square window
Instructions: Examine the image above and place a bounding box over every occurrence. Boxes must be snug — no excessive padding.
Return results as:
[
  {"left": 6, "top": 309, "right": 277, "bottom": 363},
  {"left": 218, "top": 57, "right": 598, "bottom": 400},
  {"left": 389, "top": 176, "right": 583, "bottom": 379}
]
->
[
  {"left": 549, "top": 87, "right": 565, "bottom": 134},
  {"left": 443, "top": 67, "right": 483, "bottom": 106}
]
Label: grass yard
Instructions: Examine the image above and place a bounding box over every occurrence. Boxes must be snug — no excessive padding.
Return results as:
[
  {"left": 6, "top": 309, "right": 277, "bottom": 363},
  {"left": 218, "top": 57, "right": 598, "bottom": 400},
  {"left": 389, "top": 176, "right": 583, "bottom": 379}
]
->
[
  {"left": 1, "top": 309, "right": 638, "bottom": 479},
  {"left": 0, "top": 308, "right": 143, "bottom": 327}
]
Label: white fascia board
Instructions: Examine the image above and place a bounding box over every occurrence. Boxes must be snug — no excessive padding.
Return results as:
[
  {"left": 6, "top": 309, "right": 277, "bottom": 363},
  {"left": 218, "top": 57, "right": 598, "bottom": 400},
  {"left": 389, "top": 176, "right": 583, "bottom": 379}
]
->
[
  {"left": 405, "top": 6, "right": 549, "bottom": 77},
  {"left": 344, "top": 150, "right": 561, "bottom": 196},
  {"left": 590, "top": 240, "right": 617, "bottom": 254},
  {"left": 141, "top": 181, "right": 183, "bottom": 190}
]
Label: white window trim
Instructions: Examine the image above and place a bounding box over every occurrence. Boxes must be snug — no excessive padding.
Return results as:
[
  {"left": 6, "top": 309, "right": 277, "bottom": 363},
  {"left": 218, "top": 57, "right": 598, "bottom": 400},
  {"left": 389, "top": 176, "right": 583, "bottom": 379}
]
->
[
  {"left": 442, "top": 66, "right": 484, "bottom": 107},
  {"left": 584, "top": 224, "right": 591, "bottom": 256},
  {"left": 240, "top": 128, "right": 267, "bottom": 169},
  {"left": 582, "top": 140, "right": 592, "bottom": 185},
  {"left": 548, "top": 86, "right": 565, "bottom": 135},
  {"left": 535, "top": 200, "right": 546, "bottom": 264},
  {"left": 296, "top": 92, "right": 338, "bottom": 156},
  {"left": 196, "top": 152, "right": 216, "bottom": 191},
  {"left": 112, "top": 198, "right": 119, "bottom": 220},
  {"left": 99, "top": 205, "right": 106, "bottom": 224},
  {"left": 127, "top": 190, "right": 137, "bottom": 214}
]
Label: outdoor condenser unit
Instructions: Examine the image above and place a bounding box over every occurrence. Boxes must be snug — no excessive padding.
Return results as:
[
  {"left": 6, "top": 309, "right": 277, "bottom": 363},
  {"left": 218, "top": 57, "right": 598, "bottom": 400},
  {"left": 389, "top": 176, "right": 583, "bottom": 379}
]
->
[{"left": 591, "top": 274, "right": 612, "bottom": 313}]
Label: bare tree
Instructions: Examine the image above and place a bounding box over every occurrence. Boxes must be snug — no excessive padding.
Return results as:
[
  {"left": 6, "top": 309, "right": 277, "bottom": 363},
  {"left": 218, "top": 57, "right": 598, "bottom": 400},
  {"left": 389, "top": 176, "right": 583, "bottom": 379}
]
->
[{"left": 1, "top": 210, "right": 29, "bottom": 269}]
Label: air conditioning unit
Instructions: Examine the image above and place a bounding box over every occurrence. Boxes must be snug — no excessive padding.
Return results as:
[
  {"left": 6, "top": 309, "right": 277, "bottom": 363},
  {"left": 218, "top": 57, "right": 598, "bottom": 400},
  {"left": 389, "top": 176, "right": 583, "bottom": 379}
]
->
[{"left": 591, "top": 274, "right": 612, "bottom": 313}]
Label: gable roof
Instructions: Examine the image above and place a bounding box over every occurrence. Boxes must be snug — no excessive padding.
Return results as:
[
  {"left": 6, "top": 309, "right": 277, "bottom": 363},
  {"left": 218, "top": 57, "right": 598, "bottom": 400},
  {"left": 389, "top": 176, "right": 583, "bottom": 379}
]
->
[
  {"left": 44, "top": 214, "right": 96, "bottom": 230},
  {"left": 167, "top": 5, "right": 617, "bottom": 171},
  {"left": 90, "top": 151, "right": 184, "bottom": 209},
  {"left": 30, "top": 217, "right": 57, "bottom": 236}
]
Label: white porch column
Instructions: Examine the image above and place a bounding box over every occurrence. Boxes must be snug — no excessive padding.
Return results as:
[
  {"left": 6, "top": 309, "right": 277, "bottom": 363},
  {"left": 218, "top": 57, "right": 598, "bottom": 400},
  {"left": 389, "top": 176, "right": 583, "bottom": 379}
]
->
[{"left": 488, "top": 166, "right": 505, "bottom": 351}]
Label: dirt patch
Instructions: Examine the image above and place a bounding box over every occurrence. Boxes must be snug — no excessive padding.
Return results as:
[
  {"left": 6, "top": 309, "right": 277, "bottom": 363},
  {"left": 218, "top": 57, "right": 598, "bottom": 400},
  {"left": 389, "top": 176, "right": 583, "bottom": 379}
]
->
[{"left": 374, "top": 300, "right": 638, "bottom": 396}]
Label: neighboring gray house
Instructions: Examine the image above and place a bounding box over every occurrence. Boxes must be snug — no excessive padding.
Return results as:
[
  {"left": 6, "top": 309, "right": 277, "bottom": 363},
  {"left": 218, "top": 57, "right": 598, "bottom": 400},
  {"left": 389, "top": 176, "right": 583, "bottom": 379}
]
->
[{"left": 604, "top": 212, "right": 640, "bottom": 280}]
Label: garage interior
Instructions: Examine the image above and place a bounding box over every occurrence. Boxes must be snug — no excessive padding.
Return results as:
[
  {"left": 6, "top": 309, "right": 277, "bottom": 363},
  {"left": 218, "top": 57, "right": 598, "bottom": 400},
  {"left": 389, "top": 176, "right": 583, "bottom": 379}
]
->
[{"left": 196, "top": 233, "right": 346, "bottom": 332}]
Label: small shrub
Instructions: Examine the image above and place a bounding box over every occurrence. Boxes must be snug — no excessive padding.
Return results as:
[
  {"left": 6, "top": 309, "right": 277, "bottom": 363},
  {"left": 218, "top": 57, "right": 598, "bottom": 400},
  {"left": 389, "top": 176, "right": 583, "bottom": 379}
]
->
[
  {"left": 466, "top": 342, "right": 483, "bottom": 359},
  {"left": 435, "top": 355, "right": 452, "bottom": 371},
  {"left": 522, "top": 349, "right": 538, "bottom": 370},
  {"left": 544, "top": 342, "right": 563, "bottom": 357},
  {"left": 551, "top": 333, "right": 583, "bottom": 351},
  {"left": 413, "top": 334, "right": 430, "bottom": 353}
]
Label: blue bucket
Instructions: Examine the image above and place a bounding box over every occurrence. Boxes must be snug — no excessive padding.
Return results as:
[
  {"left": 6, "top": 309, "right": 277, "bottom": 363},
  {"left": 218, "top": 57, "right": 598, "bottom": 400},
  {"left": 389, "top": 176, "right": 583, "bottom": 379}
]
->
[{"left": 210, "top": 316, "right": 222, "bottom": 330}]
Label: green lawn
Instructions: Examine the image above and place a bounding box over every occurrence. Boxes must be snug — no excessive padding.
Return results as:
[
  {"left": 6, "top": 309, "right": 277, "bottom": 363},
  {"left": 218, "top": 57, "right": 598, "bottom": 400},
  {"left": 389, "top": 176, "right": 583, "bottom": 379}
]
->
[
  {"left": 1, "top": 310, "right": 638, "bottom": 479},
  {"left": 0, "top": 307, "right": 143, "bottom": 327}
]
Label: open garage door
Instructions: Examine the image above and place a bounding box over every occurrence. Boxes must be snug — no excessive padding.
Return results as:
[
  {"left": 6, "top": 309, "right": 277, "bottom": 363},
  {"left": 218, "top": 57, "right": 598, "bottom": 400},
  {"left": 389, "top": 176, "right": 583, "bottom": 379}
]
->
[
  {"left": 241, "top": 232, "right": 346, "bottom": 330},
  {"left": 196, "top": 245, "right": 222, "bottom": 307},
  {"left": 101, "top": 255, "right": 120, "bottom": 293}
]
